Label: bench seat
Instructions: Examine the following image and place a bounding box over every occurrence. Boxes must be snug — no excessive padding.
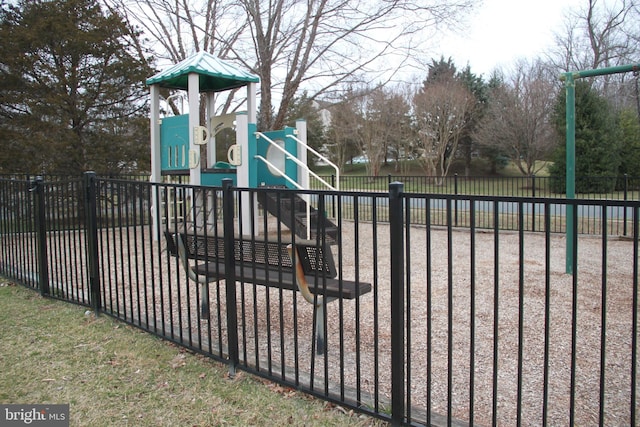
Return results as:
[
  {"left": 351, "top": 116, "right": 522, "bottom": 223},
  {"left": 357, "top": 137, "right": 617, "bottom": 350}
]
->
[
  {"left": 191, "top": 261, "right": 371, "bottom": 299},
  {"left": 165, "top": 231, "right": 372, "bottom": 354},
  {"left": 165, "top": 231, "right": 371, "bottom": 300}
]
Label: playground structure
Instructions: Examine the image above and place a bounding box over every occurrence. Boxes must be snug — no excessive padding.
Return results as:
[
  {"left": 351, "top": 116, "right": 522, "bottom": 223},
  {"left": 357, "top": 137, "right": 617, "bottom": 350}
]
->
[
  {"left": 146, "top": 52, "right": 365, "bottom": 356},
  {"left": 146, "top": 51, "right": 339, "bottom": 239}
]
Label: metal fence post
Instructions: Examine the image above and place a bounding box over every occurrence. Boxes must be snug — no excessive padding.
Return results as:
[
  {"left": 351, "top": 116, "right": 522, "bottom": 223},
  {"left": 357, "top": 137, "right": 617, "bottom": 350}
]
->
[
  {"left": 32, "top": 176, "right": 49, "bottom": 296},
  {"left": 84, "top": 171, "right": 101, "bottom": 315},
  {"left": 222, "top": 178, "right": 239, "bottom": 375},
  {"left": 624, "top": 174, "right": 628, "bottom": 236},
  {"left": 389, "top": 181, "right": 405, "bottom": 426},
  {"left": 454, "top": 174, "right": 459, "bottom": 227},
  {"left": 331, "top": 174, "right": 336, "bottom": 219},
  {"left": 532, "top": 175, "right": 536, "bottom": 232}
]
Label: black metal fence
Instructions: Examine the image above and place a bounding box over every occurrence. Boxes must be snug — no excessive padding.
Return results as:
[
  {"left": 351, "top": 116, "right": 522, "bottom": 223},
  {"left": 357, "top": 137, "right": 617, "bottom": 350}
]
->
[
  {"left": 1, "top": 173, "right": 639, "bottom": 426},
  {"left": 312, "top": 174, "right": 640, "bottom": 200}
]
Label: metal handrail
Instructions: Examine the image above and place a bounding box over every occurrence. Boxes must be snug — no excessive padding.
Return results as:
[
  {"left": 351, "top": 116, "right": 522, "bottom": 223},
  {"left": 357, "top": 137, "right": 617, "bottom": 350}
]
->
[
  {"left": 286, "top": 133, "right": 340, "bottom": 191},
  {"left": 255, "top": 132, "right": 338, "bottom": 191}
]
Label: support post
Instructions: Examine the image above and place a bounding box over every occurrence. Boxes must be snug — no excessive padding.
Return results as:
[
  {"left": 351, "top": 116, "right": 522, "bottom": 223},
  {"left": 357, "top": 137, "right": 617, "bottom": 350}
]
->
[
  {"left": 564, "top": 73, "right": 576, "bottom": 274},
  {"left": 149, "top": 84, "right": 161, "bottom": 241},
  {"left": 222, "top": 178, "right": 239, "bottom": 375},
  {"left": 624, "top": 174, "right": 629, "bottom": 237},
  {"left": 85, "top": 172, "right": 101, "bottom": 315},
  {"left": 188, "top": 72, "right": 201, "bottom": 185},
  {"left": 296, "top": 119, "right": 309, "bottom": 191},
  {"left": 559, "top": 63, "right": 640, "bottom": 274},
  {"left": 389, "top": 182, "right": 405, "bottom": 426},
  {"left": 32, "top": 176, "right": 49, "bottom": 296}
]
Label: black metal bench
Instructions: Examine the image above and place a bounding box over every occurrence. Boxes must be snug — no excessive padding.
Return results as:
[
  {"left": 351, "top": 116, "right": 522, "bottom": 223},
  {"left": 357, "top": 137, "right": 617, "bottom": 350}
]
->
[{"left": 164, "top": 231, "right": 371, "bottom": 353}]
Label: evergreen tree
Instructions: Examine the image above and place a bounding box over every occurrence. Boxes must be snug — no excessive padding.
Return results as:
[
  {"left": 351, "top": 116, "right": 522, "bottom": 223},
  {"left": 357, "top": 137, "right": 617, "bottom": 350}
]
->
[
  {"left": 457, "top": 65, "right": 488, "bottom": 176},
  {"left": 549, "top": 81, "right": 621, "bottom": 193},
  {"left": 0, "top": 0, "right": 152, "bottom": 175},
  {"left": 618, "top": 108, "right": 640, "bottom": 178}
]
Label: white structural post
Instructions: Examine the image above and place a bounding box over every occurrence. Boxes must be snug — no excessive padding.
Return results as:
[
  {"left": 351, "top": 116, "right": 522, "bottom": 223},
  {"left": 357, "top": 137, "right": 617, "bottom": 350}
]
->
[
  {"left": 188, "top": 72, "right": 201, "bottom": 185},
  {"left": 246, "top": 81, "right": 258, "bottom": 233},
  {"left": 149, "top": 84, "right": 161, "bottom": 241},
  {"left": 150, "top": 84, "right": 161, "bottom": 184},
  {"left": 235, "top": 113, "right": 252, "bottom": 234},
  {"left": 296, "top": 119, "right": 309, "bottom": 190},
  {"left": 235, "top": 113, "right": 249, "bottom": 189},
  {"left": 247, "top": 82, "right": 257, "bottom": 124},
  {"left": 206, "top": 92, "right": 216, "bottom": 167}
]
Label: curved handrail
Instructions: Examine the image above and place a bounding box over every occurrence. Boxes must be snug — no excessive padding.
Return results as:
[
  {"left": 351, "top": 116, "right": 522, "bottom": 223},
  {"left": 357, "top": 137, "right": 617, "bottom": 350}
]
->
[
  {"left": 255, "top": 132, "right": 338, "bottom": 191},
  {"left": 286, "top": 133, "right": 340, "bottom": 191}
]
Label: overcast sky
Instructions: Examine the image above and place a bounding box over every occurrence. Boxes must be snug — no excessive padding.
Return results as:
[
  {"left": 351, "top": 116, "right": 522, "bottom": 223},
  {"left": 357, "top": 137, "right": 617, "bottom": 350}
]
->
[{"left": 434, "top": 0, "right": 585, "bottom": 76}]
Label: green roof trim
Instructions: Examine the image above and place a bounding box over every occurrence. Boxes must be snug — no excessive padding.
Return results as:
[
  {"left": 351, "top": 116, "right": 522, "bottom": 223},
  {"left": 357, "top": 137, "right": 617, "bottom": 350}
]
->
[{"left": 146, "top": 51, "right": 259, "bottom": 92}]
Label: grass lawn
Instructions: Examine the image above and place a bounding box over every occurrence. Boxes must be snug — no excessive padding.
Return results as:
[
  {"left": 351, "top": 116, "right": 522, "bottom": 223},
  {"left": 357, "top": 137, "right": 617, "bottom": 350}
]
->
[{"left": 0, "top": 281, "right": 384, "bottom": 427}]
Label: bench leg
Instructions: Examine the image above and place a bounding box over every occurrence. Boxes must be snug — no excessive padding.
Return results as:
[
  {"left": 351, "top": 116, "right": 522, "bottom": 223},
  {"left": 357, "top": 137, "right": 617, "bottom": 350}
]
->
[
  {"left": 315, "top": 304, "right": 325, "bottom": 355},
  {"left": 200, "top": 283, "right": 209, "bottom": 319},
  {"left": 315, "top": 297, "right": 336, "bottom": 355},
  {"left": 174, "top": 233, "right": 211, "bottom": 319}
]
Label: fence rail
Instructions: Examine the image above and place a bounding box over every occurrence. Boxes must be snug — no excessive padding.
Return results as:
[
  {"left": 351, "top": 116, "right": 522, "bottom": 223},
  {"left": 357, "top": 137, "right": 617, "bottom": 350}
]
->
[
  {"left": 1, "top": 173, "right": 639, "bottom": 426},
  {"left": 311, "top": 173, "right": 640, "bottom": 200}
]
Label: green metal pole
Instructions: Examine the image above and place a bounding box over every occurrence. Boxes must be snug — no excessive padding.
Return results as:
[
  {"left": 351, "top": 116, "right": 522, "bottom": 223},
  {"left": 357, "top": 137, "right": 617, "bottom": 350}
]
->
[
  {"left": 558, "top": 63, "right": 639, "bottom": 275},
  {"left": 560, "top": 63, "right": 640, "bottom": 80},
  {"left": 564, "top": 73, "right": 576, "bottom": 275}
]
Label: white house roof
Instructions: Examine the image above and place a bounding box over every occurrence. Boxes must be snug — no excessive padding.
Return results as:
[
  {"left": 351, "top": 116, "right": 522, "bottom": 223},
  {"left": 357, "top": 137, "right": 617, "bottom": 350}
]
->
[{"left": 146, "top": 51, "right": 259, "bottom": 92}]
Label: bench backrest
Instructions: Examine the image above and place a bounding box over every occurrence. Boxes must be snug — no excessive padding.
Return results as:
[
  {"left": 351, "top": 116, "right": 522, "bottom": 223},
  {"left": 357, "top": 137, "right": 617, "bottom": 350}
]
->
[{"left": 165, "top": 232, "right": 337, "bottom": 278}]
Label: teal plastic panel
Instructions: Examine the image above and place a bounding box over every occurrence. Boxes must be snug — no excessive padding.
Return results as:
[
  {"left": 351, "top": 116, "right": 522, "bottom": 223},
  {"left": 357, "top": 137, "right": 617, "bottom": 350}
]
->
[
  {"left": 201, "top": 170, "right": 237, "bottom": 187},
  {"left": 160, "top": 115, "right": 189, "bottom": 171},
  {"left": 256, "top": 127, "right": 298, "bottom": 188}
]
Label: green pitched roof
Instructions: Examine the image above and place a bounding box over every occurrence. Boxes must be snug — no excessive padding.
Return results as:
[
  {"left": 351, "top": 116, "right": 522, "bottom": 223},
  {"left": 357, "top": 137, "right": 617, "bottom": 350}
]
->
[{"left": 146, "top": 51, "right": 259, "bottom": 92}]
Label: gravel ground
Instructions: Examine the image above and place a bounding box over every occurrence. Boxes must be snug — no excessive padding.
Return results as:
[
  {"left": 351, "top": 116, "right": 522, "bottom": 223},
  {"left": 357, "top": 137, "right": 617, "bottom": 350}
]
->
[{"left": 30, "top": 222, "right": 639, "bottom": 427}]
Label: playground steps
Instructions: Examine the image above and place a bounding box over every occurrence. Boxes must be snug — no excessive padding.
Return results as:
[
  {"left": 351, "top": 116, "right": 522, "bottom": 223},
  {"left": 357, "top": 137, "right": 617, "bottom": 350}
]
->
[{"left": 257, "top": 188, "right": 339, "bottom": 244}]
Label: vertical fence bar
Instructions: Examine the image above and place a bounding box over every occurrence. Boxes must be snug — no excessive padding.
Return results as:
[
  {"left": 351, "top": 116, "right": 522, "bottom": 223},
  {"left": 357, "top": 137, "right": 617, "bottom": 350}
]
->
[
  {"left": 222, "top": 178, "right": 239, "bottom": 375},
  {"left": 85, "top": 172, "right": 101, "bottom": 314},
  {"left": 447, "top": 198, "right": 454, "bottom": 424},
  {"left": 624, "top": 175, "right": 628, "bottom": 236},
  {"left": 599, "top": 204, "right": 608, "bottom": 426},
  {"left": 631, "top": 206, "right": 638, "bottom": 426},
  {"left": 469, "top": 198, "right": 476, "bottom": 425},
  {"left": 492, "top": 200, "right": 500, "bottom": 427},
  {"left": 517, "top": 201, "right": 525, "bottom": 427},
  {"left": 454, "top": 174, "right": 459, "bottom": 226},
  {"left": 569, "top": 201, "right": 579, "bottom": 425},
  {"left": 532, "top": 175, "right": 536, "bottom": 232},
  {"left": 32, "top": 176, "right": 49, "bottom": 296},
  {"left": 425, "top": 196, "right": 433, "bottom": 426},
  {"left": 404, "top": 193, "right": 412, "bottom": 422},
  {"left": 389, "top": 182, "right": 405, "bottom": 426}
]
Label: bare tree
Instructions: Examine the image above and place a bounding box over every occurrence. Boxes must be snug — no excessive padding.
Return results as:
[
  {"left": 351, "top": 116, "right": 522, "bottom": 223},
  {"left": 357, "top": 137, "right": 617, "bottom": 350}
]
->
[
  {"left": 326, "top": 85, "right": 412, "bottom": 176},
  {"left": 238, "top": 0, "right": 476, "bottom": 130},
  {"left": 384, "top": 85, "right": 415, "bottom": 174},
  {"left": 357, "top": 87, "right": 412, "bottom": 176},
  {"left": 549, "top": 0, "right": 639, "bottom": 102},
  {"left": 325, "top": 88, "right": 364, "bottom": 168},
  {"left": 548, "top": 0, "right": 640, "bottom": 133},
  {"left": 106, "top": 0, "right": 246, "bottom": 63},
  {"left": 111, "top": 0, "right": 476, "bottom": 131},
  {"left": 475, "top": 60, "right": 557, "bottom": 177},
  {"left": 106, "top": 0, "right": 249, "bottom": 116},
  {"left": 550, "top": 0, "right": 638, "bottom": 71},
  {"left": 412, "top": 77, "right": 475, "bottom": 182}
]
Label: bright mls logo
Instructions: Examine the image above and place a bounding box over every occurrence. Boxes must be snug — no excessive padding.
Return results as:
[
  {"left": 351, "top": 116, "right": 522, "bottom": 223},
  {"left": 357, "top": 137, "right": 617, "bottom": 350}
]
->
[{"left": 1, "top": 404, "right": 69, "bottom": 426}]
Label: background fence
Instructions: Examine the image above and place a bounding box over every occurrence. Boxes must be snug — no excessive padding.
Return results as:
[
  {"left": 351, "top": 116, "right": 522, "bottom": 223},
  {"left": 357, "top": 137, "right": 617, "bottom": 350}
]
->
[
  {"left": 311, "top": 173, "right": 640, "bottom": 199},
  {"left": 1, "top": 173, "right": 639, "bottom": 426}
]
